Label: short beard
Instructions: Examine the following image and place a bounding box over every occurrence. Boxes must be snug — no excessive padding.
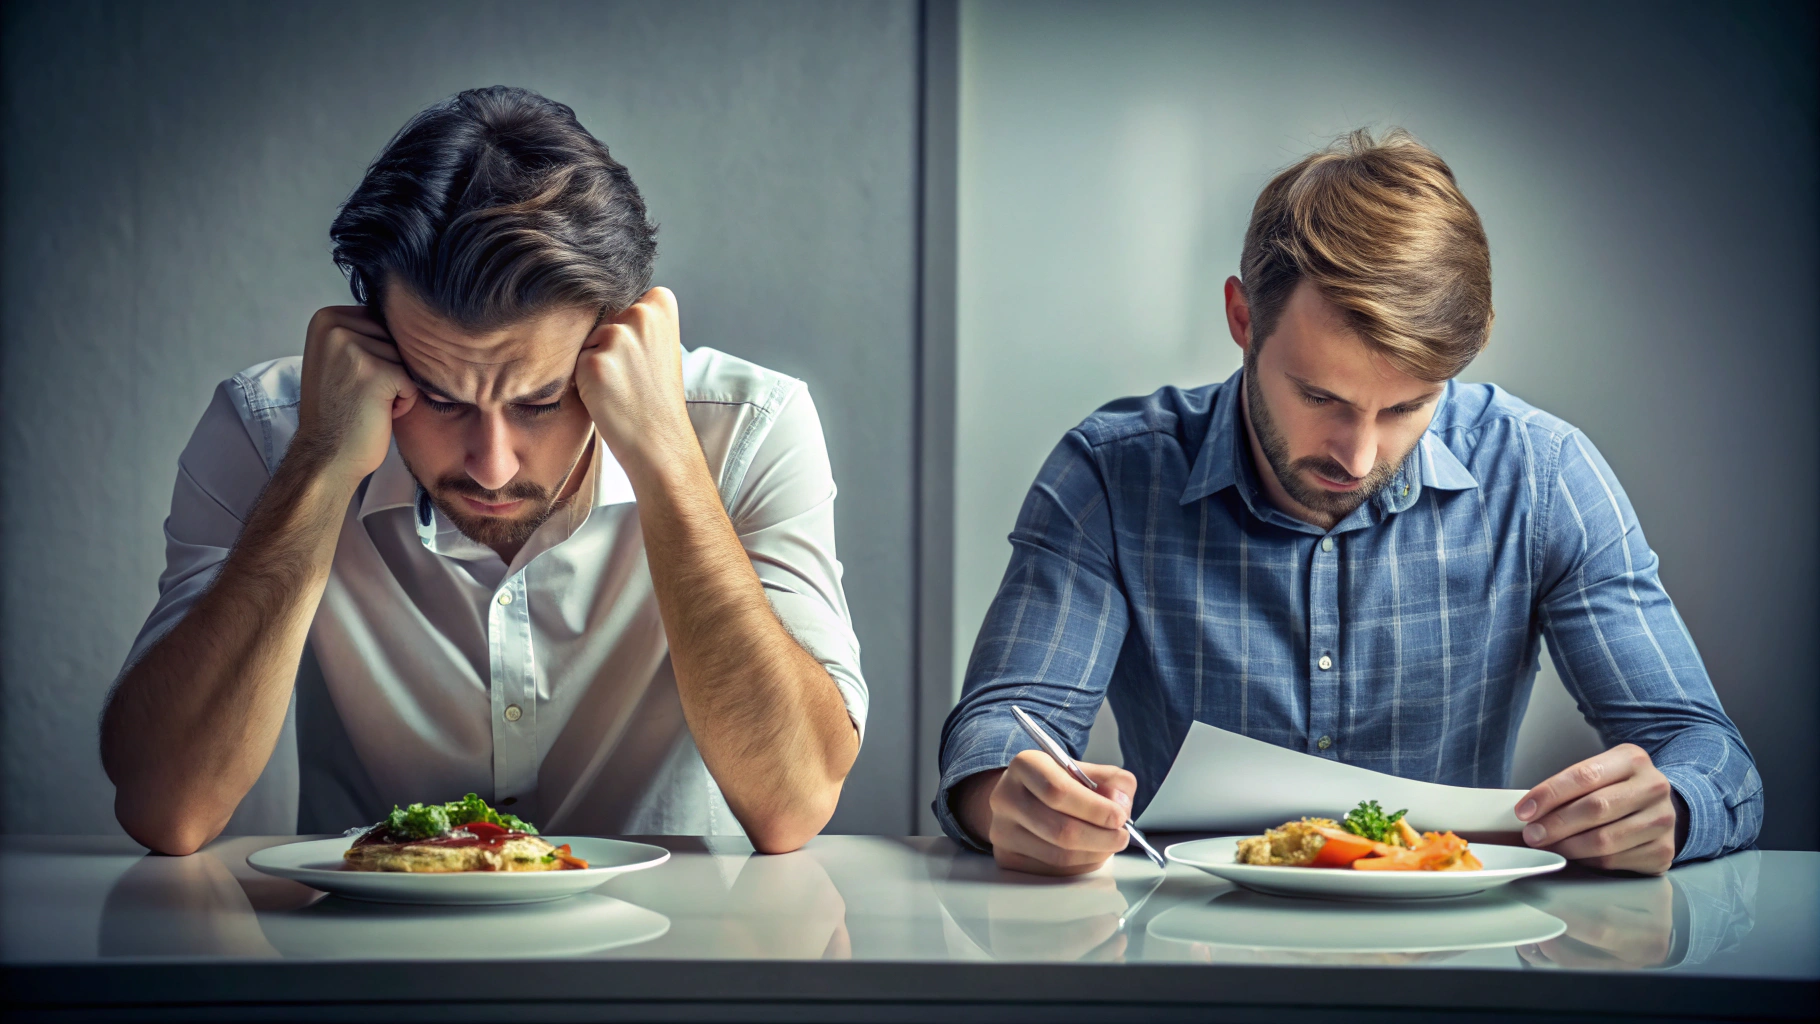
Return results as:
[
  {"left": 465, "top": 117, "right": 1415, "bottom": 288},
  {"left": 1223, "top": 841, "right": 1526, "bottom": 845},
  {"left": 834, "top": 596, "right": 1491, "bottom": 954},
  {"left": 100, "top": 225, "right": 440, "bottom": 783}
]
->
[
  {"left": 1243, "top": 347, "right": 1407, "bottom": 520},
  {"left": 400, "top": 445, "right": 588, "bottom": 554}
]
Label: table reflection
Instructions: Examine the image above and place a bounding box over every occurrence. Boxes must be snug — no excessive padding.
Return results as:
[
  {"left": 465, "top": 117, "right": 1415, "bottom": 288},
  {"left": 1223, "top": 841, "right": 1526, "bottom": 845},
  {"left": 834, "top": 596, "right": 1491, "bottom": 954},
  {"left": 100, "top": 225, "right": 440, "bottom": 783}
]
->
[
  {"left": 98, "top": 836, "right": 669, "bottom": 960},
  {"left": 599, "top": 837, "right": 851, "bottom": 959},
  {"left": 1144, "top": 888, "right": 1564, "bottom": 965},
  {"left": 1513, "top": 851, "right": 1761, "bottom": 970},
  {"left": 926, "top": 849, "right": 1166, "bottom": 962}
]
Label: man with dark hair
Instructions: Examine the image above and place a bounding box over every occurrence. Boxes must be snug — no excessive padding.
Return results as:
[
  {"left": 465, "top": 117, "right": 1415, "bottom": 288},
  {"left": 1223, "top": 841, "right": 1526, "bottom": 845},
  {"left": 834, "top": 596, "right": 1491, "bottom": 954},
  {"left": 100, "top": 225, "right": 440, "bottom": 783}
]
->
[
  {"left": 102, "top": 87, "right": 865, "bottom": 855},
  {"left": 937, "top": 130, "right": 1760, "bottom": 876}
]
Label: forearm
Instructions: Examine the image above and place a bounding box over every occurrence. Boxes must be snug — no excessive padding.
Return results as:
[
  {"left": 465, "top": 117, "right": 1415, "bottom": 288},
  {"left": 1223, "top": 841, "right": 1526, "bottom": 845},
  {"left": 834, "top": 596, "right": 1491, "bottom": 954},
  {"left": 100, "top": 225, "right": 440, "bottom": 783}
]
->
[
  {"left": 632, "top": 452, "right": 858, "bottom": 853},
  {"left": 101, "top": 447, "right": 353, "bottom": 854}
]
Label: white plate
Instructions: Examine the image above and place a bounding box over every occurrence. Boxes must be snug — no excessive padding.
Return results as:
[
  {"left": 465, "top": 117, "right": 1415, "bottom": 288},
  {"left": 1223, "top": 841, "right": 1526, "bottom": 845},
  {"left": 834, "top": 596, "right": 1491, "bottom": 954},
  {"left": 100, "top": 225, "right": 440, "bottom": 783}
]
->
[
  {"left": 1147, "top": 887, "right": 1566, "bottom": 954},
  {"left": 256, "top": 893, "right": 670, "bottom": 958},
  {"left": 246, "top": 837, "right": 670, "bottom": 905},
  {"left": 1164, "top": 836, "right": 1564, "bottom": 901}
]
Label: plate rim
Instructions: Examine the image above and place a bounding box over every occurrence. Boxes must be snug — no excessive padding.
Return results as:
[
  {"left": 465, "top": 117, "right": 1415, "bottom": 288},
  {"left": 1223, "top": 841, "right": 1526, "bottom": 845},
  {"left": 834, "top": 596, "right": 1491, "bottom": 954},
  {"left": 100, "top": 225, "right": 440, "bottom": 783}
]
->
[
  {"left": 246, "top": 835, "right": 673, "bottom": 886},
  {"left": 1163, "top": 835, "right": 1566, "bottom": 885}
]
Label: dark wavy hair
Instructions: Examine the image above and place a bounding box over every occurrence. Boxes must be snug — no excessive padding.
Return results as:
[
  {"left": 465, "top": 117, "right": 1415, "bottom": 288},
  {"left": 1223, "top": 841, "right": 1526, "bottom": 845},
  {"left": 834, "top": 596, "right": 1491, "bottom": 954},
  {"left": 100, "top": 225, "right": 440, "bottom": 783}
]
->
[{"left": 330, "top": 86, "right": 657, "bottom": 331}]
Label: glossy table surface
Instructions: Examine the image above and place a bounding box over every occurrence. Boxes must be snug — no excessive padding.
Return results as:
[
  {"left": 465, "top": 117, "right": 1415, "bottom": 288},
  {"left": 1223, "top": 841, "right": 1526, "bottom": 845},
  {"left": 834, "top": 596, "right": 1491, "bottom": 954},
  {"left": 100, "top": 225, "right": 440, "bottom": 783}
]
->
[{"left": 3, "top": 834, "right": 1814, "bottom": 1021}]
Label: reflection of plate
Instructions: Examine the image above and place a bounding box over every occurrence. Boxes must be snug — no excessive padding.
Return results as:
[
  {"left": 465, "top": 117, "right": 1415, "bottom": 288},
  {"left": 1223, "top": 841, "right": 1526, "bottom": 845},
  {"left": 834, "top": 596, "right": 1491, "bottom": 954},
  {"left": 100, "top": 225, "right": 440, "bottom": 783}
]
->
[
  {"left": 1147, "top": 888, "right": 1565, "bottom": 954},
  {"left": 1165, "top": 837, "right": 1563, "bottom": 901},
  {"left": 247, "top": 838, "right": 669, "bottom": 905},
  {"left": 257, "top": 893, "right": 669, "bottom": 959}
]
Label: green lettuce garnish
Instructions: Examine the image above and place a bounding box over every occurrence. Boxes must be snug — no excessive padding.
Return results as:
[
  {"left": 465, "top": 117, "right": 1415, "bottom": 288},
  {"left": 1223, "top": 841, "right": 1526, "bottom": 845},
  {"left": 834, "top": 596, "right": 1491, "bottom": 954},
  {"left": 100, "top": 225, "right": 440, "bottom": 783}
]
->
[
  {"left": 379, "top": 794, "right": 538, "bottom": 840},
  {"left": 443, "top": 792, "right": 539, "bottom": 835},
  {"left": 1341, "top": 799, "right": 1408, "bottom": 843},
  {"left": 384, "top": 802, "right": 451, "bottom": 840}
]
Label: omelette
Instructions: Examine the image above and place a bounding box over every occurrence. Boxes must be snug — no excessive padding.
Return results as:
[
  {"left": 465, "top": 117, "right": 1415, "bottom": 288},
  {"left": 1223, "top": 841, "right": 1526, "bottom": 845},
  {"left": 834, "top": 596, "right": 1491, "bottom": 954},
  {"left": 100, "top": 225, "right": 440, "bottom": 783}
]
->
[{"left": 343, "top": 794, "right": 588, "bottom": 873}]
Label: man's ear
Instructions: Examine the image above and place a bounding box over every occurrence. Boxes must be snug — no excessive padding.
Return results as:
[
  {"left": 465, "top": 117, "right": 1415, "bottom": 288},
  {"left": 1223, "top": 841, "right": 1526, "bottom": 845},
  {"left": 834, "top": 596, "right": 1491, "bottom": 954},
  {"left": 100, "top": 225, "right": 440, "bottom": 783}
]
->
[{"left": 1224, "top": 276, "right": 1253, "bottom": 353}]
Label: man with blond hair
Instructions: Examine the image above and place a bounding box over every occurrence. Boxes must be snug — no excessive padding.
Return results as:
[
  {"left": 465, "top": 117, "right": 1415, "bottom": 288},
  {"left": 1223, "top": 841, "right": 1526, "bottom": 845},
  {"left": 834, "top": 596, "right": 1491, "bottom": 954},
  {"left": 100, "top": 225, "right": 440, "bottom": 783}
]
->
[{"left": 936, "top": 129, "right": 1760, "bottom": 876}]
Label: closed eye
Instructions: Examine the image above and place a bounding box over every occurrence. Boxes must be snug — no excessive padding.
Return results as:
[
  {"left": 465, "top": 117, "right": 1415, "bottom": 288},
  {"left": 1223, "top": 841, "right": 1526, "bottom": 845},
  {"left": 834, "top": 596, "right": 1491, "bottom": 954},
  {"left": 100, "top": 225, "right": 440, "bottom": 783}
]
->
[
  {"left": 513, "top": 400, "right": 563, "bottom": 419},
  {"left": 422, "top": 395, "right": 466, "bottom": 414}
]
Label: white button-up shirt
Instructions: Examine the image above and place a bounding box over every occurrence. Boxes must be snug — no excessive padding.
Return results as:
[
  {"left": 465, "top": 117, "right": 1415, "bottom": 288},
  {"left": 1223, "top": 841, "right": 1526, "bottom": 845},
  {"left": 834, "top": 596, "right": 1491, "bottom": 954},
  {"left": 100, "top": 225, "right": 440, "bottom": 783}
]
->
[{"left": 120, "top": 348, "right": 866, "bottom": 837}]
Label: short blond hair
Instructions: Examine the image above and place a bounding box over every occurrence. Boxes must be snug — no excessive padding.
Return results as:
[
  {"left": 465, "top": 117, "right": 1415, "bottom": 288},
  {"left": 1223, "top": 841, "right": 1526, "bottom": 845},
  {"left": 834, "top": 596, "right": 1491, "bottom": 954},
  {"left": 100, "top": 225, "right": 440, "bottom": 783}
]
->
[{"left": 1240, "top": 129, "right": 1493, "bottom": 382}]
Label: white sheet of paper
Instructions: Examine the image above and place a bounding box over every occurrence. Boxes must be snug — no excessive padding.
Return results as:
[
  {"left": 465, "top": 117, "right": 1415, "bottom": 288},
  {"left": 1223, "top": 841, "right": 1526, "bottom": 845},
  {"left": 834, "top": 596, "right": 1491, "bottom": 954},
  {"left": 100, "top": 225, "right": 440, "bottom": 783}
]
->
[{"left": 1134, "top": 721, "right": 1528, "bottom": 833}]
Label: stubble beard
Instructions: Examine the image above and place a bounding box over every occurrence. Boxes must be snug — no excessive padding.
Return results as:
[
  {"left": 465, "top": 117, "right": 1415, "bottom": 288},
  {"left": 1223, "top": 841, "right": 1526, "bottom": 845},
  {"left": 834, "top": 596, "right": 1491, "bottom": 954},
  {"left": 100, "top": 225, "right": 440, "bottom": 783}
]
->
[
  {"left": 1243, "top": 348, "right": 1407, "bottom": 520},
  {"left": 401, "top": 440, "right": 591, "bottom": 553}
]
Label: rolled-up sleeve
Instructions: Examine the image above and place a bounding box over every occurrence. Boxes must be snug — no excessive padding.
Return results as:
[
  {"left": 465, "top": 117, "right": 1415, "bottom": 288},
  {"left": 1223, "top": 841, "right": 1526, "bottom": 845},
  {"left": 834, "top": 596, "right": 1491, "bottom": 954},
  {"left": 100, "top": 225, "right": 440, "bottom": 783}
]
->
[
  {"left": 933, "top": 430, "right": 1131, "bottom": 850},
  {"left": 118, "top": 380, "right": 272, "bottom": 675},
  {"left": 723, "top": 385, "right": 868, "bottom": 744},
  {"left": 1537, "top": 430, "right": 1762, "bottom": 862}
]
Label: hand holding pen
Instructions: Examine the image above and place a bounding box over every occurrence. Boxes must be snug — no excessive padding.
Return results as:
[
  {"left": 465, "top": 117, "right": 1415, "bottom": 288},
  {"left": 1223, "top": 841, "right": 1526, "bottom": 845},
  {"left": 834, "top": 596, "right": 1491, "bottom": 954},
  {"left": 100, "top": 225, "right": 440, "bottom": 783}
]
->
[{"left": 950, "top": 706, "right": 1163, "bottom": 876}]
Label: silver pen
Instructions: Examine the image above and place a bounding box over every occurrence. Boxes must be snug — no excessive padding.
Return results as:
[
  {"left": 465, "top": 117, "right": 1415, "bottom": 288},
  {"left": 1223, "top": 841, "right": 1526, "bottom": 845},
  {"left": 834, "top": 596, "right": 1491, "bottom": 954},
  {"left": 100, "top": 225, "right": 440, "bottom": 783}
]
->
[{"left": 1010, "top": 705, "right": 1166, "bottom": 870}]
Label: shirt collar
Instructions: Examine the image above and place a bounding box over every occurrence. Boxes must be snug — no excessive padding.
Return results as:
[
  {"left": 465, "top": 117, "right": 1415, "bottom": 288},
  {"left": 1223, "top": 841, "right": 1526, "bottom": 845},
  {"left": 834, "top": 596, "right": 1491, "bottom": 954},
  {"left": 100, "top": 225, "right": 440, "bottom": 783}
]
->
[{"left": 1179, "top": 371, "right": 1478, "bottom": 518}]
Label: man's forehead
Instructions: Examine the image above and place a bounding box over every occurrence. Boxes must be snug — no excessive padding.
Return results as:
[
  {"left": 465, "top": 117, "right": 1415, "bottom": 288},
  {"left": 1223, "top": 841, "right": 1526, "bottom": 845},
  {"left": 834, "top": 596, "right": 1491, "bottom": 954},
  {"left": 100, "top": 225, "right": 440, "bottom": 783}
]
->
[
  {"left": 382, "top": 282, "right": 592, "bottom": 401},
  {"left": 1271, "top": 318, "right": 1443, "bottom": 408}
]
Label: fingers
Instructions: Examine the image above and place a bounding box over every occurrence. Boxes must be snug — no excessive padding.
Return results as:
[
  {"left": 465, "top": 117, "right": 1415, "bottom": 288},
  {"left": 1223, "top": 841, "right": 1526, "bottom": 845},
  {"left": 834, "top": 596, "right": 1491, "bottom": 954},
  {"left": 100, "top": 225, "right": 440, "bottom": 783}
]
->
[
  {"left": 1005, "top": 751, "right": 1130, "bottom": 831},
  {"left": 310, "top": 305, "right": 392, "bottom": 342},
  {"left": 1518, "top": 743, "right": 1648, "bottom": 825},
  {"left": 1523, "top": 769, "right": 1669, "bottom": 849},
  {"left": 1571, "top": 829, "right": 1677, "bottom": 875},
  {"left": 992, "top": 780, "right": 1130, "bottom": 854},
  {"left": 606, "top": 286, "right": 679, "bottom": 335},
  {"left": 989, "top": 820, "right": 1121, "bottom": 876},
  {"left": 985, "top": 752, "right": 1132, "bottom": 876}
]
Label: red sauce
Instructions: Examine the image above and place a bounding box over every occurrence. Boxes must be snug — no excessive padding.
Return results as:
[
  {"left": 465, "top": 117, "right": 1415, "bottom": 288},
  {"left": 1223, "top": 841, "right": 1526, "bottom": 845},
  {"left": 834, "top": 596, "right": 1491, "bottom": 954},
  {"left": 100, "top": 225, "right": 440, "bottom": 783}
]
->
[{"left": 352, "top": 821, "right": 530, "bottom": 850}]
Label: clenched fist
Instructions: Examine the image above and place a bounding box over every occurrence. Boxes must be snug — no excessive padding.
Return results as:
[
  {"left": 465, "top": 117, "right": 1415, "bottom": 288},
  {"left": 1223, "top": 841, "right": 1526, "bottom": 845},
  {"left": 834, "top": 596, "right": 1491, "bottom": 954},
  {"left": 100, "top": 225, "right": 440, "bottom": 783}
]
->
[
  {"left": 295, "top": 305, "right": 417, "bottom": 484},
  {"left": 574, "top": 287, "right": 698, "bottom": 483}
]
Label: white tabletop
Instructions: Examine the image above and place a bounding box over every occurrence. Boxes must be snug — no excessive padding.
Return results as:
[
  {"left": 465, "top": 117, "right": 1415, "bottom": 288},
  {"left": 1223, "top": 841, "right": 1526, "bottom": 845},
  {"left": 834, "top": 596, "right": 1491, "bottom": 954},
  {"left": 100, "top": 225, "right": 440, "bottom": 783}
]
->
[{"left": 2, "top": 835, "right": 1813, "bottom": 1021}]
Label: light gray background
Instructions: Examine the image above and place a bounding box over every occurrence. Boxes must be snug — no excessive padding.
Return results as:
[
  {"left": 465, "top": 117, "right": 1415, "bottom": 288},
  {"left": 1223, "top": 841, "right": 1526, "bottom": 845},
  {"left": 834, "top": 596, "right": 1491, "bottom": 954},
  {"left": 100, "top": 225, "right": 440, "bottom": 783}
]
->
[
  {"left": 1, "top": 1, "right": 919, "bottom": 835},
  {"left": 948, "top": 0, "right": 1816, "bottom": 848}
]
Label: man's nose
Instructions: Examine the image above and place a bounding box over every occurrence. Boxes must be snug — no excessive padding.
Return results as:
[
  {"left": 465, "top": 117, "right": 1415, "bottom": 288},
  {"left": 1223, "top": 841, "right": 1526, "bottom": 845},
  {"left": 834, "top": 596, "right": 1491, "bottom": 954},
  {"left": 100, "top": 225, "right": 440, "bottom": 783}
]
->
[
  {"left": 1332, "top": 428, "right": 1377, "bottom": 480},
  {"left": 465, "top": 412, "right": 520, "bottom": 492}
]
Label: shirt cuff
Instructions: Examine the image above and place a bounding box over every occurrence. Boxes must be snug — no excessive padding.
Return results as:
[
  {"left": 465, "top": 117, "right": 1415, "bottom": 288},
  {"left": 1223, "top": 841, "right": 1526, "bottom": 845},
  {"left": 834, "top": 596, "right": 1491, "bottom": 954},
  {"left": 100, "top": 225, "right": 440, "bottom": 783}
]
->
[
  {"left": 932, "top": 718, "right": 1035, "bottom": 853},
  {"left": 1659, "top": 763, "right": 1728, "bottom": 864}
]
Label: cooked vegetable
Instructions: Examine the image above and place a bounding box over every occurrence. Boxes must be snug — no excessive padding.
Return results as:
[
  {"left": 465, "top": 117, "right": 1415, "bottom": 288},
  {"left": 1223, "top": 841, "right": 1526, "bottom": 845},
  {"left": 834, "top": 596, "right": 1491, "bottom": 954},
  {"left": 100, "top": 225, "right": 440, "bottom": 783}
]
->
[
  {"left": 1341, "top": 800, "right": 1408, "bottom": 843},
  {"left": 1307, "top": 827, "right": 1385, "bottom": 868},
  {"left": 548, "top": 843, "right": 589, "bottom": 870}
]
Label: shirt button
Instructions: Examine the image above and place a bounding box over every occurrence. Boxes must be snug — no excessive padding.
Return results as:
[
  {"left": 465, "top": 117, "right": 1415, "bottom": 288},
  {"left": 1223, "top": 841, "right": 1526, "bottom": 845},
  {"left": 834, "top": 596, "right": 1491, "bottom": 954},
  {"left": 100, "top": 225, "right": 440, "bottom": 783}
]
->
[
  {"left": 1317, "top": 735, "right": 1333, "bottom": 750},
  {"left": 1321, "top": 537, "right": 1334, "bottom": 552},
  {"left": 1318, "top": 654, "right": 1333, "bottom": 671},
  {"left": 504, "top": 704, "right": 522, "bottom": 722},
  {"left": 497, "top": 591, "right": 514, "bottom": 606}
]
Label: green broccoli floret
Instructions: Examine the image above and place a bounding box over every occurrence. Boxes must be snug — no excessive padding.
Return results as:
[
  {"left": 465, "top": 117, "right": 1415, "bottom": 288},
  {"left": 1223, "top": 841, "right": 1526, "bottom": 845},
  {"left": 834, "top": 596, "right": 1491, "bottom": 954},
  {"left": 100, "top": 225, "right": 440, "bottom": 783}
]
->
[{"left": 1341, "top": 799, "right": 1408, "bottom": 843}]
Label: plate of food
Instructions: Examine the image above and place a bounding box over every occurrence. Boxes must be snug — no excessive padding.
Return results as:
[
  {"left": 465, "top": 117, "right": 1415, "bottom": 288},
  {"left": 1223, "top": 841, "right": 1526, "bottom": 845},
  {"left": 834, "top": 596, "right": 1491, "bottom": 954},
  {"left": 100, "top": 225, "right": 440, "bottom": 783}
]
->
[
  {"left": 247, "top": 794, "right": 670, "bottom": 905},
  {"left": 1164, "top": 800, "right": 1565, "bottom": 901}
]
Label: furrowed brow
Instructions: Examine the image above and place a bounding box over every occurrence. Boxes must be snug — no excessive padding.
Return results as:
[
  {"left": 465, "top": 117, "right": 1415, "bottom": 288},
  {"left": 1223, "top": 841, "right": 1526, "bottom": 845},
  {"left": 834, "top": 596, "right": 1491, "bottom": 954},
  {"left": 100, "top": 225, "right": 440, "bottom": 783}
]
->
[
  {"left": 403, "top": 363, "right": 461, "bottom": 401},
  {"left": 511, "top": 378, "right": 568, "bottom": 404}
]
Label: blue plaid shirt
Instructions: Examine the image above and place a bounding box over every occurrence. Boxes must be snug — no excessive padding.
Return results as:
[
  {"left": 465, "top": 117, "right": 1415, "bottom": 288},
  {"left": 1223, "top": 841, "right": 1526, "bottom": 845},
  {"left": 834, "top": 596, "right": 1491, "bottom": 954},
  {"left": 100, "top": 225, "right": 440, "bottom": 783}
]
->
[{"left": 936, "top": 369, "right": 1761, "bottom": 863}]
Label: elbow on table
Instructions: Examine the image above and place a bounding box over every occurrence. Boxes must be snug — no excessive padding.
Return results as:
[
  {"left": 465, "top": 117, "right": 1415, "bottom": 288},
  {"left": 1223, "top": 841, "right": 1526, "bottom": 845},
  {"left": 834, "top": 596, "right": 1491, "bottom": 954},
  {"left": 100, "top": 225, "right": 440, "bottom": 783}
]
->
[
  {"left": 745, "top": 787, "right": 844, "bottom": 855},
  {"left": 114, "top": 793, "right": 221, "bottom": 857}
]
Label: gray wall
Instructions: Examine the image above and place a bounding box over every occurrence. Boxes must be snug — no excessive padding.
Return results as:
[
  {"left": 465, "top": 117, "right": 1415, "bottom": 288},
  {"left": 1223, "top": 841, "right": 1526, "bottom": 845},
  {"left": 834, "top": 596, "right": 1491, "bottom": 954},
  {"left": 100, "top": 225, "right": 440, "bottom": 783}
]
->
[
  {"left": 950, "top": 0, "right": 1817, "bottom": 848},
  {"left": 0, "top": 1, "right": 920, "bottom": 835}
]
